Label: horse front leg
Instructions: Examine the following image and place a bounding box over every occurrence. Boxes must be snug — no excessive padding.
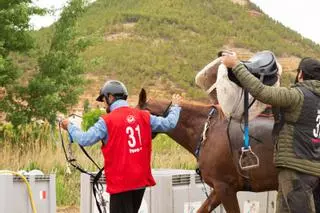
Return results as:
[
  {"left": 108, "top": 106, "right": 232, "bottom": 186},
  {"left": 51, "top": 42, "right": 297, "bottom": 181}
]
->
[
  {"left": 215, "top": 182, "right": 240, "bottom": 213},
  {"left": 197, "top": 190, "right": 221, "bottom": 213}
]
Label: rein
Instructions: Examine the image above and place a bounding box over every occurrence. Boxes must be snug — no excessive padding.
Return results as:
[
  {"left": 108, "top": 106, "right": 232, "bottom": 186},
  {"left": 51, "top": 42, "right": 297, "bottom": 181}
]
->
[
  {"left": 195, "top": 107, "right": 216, "bottom": 158},
  {"left": 194, "top": 107, "right": 217, "bottom": 200},
  {"left": 58, "top": 115, "right": 107, "bottom": 213},
  {"left": 58, "top": 114, "right": 102, "bottom": 172},
  {"left": 162, "top": 101, "right": 172, "bottom": 117},
  {"left": 146, "top": 100, "right": 172, "bottom": 117}
]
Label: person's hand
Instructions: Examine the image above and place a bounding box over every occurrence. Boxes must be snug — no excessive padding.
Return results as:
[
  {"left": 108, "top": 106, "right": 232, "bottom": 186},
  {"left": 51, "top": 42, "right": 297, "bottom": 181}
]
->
[
  {"left": 221, "top": 51, "right": 240, "bottom": 69},
  {"left": 61, "top": 119, "right": 70, "bottom": 130},
  {"left": 172, "top": 94, "right": 182, "bottom": 106}
]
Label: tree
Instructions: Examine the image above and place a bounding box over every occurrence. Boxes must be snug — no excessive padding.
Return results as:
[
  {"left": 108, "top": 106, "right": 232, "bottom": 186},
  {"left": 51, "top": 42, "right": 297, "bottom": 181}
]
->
[
  {"left": 0, "top": 0, "right": 44, "bottom": 87},
  {"left": 2, "top": 0, "right": 89, "bottom": 126}
]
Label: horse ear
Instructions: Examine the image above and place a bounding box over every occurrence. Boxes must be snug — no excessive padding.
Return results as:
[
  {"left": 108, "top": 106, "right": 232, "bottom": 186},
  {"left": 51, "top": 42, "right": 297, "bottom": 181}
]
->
[{"left": 138, "top": 88, "right": 147, "bottom": 108}]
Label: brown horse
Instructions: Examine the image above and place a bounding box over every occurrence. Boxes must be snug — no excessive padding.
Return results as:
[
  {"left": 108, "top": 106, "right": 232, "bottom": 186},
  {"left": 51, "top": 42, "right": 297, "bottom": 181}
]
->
[{"left": 138, "top": 88, "right": 278, "bottom": 213}]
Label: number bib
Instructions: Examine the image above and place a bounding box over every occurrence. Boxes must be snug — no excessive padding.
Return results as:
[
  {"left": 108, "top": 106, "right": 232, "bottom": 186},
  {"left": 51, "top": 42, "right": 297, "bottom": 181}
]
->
[
  {"left": 101, "top": 107, "right": 156, "bottom": 194},
  {"left": 293, "top": 87, "right": 320, "bottom": 160}
]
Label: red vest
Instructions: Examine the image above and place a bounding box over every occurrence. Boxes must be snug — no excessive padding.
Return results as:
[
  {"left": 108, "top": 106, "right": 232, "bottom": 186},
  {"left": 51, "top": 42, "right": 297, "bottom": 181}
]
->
[{"left": 101, "top": 107, "right": 156, "bottom": 194}]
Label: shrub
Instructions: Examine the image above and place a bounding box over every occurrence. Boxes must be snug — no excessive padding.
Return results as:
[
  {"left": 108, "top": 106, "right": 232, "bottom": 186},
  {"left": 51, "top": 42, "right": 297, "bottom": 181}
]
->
[{"left": 82, "top": 108, "right": 106, "bottom": 131}]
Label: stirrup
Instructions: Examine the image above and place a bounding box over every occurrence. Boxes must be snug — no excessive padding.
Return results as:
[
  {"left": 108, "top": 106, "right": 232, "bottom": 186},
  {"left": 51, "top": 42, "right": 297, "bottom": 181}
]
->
[{"left": 239, "top": 146, "right": 260, "bottom": 170}]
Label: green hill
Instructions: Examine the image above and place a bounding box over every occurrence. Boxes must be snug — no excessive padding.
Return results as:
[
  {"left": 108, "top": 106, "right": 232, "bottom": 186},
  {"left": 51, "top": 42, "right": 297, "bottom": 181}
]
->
[{"left": 32, "top": 0, "right": 320, "bottom": 107}]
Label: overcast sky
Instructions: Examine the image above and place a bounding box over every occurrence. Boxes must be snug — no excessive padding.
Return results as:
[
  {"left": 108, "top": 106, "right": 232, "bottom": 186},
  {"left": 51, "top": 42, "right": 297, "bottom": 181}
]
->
[
  {"left": 30, "top": 0, "right": 67, "bottom": 29},
  {"left": 249, "top": 0, "right": 320, "bottom": 44},
  {"left": 30, "top": 0, "right": 320, "bottom": 44}
]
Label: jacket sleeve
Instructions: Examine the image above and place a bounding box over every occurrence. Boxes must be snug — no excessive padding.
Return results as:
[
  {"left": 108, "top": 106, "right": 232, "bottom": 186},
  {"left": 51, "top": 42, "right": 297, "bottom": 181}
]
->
[
  {"left": 67, "top": 118, "right": 108, "bottom": 146},
  {"left": 150, "top": 106, "right": 181, "bottom": 132},
  {"left": 232, "top": 63, "right": 303, "bottom": 108}
]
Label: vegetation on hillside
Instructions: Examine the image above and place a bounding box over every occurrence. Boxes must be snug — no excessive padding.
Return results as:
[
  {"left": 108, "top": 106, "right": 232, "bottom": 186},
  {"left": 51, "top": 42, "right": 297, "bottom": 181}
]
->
[{"left": 34, "top": 0, "right": 320, "bottom": 101}]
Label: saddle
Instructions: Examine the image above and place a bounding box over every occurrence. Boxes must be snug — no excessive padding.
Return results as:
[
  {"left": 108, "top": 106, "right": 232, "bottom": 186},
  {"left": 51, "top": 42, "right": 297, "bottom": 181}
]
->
[{"left": 219, "top": 51, "right": 279, "bottom": 87}]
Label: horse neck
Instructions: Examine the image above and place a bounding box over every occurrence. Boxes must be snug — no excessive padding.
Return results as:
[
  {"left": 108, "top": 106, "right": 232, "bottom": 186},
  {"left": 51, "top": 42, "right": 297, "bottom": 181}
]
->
[{"left": 167, "top": 103, "right": 216, "bottom": 156}]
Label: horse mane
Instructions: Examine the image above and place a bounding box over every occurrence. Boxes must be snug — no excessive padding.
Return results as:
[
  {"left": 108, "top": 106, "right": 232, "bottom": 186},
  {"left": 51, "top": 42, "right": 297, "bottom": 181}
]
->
[{"left": 180, "top": 101, "right": 225, "bottom": 121}]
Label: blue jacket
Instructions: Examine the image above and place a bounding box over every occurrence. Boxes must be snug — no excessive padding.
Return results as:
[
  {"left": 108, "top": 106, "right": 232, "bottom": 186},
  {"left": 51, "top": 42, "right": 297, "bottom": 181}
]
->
[{"left": 67, "top": 100, "right": 181, "bottom": 146}]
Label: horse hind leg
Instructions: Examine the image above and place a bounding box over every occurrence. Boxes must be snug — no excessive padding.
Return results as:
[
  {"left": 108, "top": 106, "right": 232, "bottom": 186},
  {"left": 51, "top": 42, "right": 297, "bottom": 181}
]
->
[{"left": 197, "top": 190, "right": 221, "bottom": 213}]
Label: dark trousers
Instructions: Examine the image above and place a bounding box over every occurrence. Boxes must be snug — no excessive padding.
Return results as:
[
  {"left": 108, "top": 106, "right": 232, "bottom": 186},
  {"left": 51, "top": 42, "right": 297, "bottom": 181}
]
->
[
  {"left": 110, "top": 188, "right": 145, "bottom": 213},
  {"left": 276, "top": 168, "right": 320, "bottom": 213},
  {"left": 314, "top": 183, "right": 320, "bottom": 213}
]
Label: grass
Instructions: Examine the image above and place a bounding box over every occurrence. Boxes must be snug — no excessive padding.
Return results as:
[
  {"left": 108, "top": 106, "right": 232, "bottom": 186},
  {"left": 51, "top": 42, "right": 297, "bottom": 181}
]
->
[{"left": 152, "top": 134, "right": 196, "bottom": 169}]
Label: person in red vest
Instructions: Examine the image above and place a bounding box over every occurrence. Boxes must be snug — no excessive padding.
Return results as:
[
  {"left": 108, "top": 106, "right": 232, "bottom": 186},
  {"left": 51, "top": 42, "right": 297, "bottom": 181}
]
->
[{"left": 61, "top": 80, "right": 182, "bottom": 213}]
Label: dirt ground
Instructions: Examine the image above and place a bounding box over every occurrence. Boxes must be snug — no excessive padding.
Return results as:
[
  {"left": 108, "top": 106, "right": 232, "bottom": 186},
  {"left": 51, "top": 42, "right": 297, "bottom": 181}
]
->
[{"left": 57, "top": 206, "right": 80, "bottom": 213}]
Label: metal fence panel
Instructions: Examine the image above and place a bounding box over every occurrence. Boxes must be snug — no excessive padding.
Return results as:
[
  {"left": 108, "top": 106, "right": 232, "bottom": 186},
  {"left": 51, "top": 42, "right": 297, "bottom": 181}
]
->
[{"left": 0, "top": 174, "right": 56, "bottom": 213}]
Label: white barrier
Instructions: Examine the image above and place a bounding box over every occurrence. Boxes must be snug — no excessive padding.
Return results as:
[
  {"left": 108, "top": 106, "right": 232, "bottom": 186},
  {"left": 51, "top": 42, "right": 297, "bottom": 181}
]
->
[
  {"left": 80, "top": 169, "right": 277, "bottom": 213},
  {"left": 82, "top": 169, "right": 219, "bottom": 213},
  {"left": 0, "top": 173, "right": 56, "bottom": 213}
]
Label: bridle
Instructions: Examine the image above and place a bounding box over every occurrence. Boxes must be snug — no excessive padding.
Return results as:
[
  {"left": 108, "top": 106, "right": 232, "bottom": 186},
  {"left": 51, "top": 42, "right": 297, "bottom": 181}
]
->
[{"left": 143, "top": 99, "right": 172, "bottom": 116}]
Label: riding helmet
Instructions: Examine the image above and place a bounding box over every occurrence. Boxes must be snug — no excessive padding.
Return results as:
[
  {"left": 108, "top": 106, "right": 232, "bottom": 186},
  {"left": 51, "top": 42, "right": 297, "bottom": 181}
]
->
[{"left": 96, "top": 80, "right": 128, "bottom": 102}]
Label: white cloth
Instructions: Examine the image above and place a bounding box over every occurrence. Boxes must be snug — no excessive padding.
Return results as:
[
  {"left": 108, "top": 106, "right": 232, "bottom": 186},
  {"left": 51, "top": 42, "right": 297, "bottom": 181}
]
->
[
  {"left": 215, "top": 64, "right": 268, "bottom": 120},
  {"left": 195, "top": 59, "right": 282, "bottom": 121}
]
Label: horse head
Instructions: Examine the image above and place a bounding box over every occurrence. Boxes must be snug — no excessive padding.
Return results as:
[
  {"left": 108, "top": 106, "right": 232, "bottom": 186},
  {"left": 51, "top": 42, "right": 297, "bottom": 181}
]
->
[
  {"left": 137, "top": 88, "right": 224, "bottom": 155},
  {"left": 138, "top": 88, "right": 172, "bottom": 117},
  {"left": 138, "top": 88, "right": 173, "bottom": 139}
]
